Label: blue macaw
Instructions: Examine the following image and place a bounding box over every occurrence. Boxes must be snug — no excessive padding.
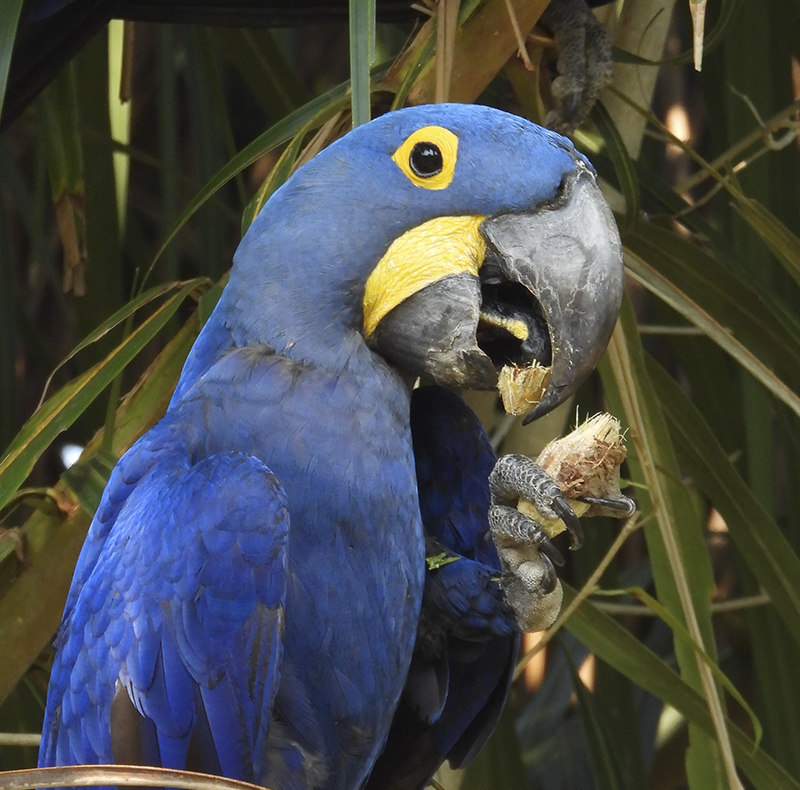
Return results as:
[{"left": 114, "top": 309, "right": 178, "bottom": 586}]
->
[{"left": 38, "top": 104, "right": 624, "bottom": 790}]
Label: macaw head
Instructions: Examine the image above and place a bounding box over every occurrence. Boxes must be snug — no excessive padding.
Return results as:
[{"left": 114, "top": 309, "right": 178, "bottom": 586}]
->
[{"left": 220, "top": 104, "right": 623, "bottom": 422}]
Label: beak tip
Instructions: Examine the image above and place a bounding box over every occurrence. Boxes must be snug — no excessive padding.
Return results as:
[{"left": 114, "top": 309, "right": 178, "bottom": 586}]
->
[{"left": 521, "top": 386, "right": 564, "bottom": 424}]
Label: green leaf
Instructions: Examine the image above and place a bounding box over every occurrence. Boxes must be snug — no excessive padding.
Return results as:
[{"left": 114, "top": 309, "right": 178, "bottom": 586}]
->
[
  {"left": 36, "top": 67, "right": 85, "bottom": 294},
  {"left": 0, "top": 0, "right": 24, "bottom": 122},
  {"left": 61, "top": 449, "right": 118, "bottom": 517},
  {"left": 241, "top": 127, "right": 307, "bottom": 234},
  {"left": 425, "top": 553, "right": 460, "bottom": 570},
  {"left": 215, "top": 28, "right": 308, "bottom": 120},
  {"left": 602, "top": 295, "right": 730, "bottom": 784},
  {"left": 732, "top": 197, "right": 800, "bottom": 291},
  {"left": 0, "top": 313, "right": 201, "bottom": 705},
  {"left": 647, "top": 356, "right": 800, "bottom": 653},
  {"left": 0, "top": 156, "right": 17, "bottom": 452},
  {"left": 0, "top": 280, "right": 203, "bottom": 513},
  {"left": 198, "top": 273, "right": 229, "bottom": 327},
  {"left": 563, "top": 644, "right": 625, "bottom": 790},
  {"left": 349, "top": 0, "right": 376, "bottom": 128},
  {"left": 563, "top": 587, "right": 800, "bottom": 790},
  {"left": 147, "top": 81, "right": 353, "bottom": 282},
  {"left": 600, "top": 585, "right": 761, "bottom": 746},
  {"left": 460, "top": 703, "right": 528, "bottom": 790},
  {"left": 38, "top": 280, "right": 207, "bottom": 407},
  {"left": 624, "top": 221, "right": 800, "bottom": 419},
  {"left": 592, "top": 103, "right": 640, "bottom": 235}
]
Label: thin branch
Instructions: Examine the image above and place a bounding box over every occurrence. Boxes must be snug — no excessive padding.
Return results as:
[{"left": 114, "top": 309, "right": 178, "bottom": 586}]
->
[
  {"left": 0, "top": 733, "right": 42, "bottom": 746},
  {"left": 637, "top": 325, "right": 704, "bottom": 336},
  {"left": 502, "top": 0, "right": 534, "bottom": 69},
  {"left": 592, "top": 592, "right": 771, "bottom": 617},
  {"left": 0, "top": 765, "right": 269, "bottom": 790},
  {"left": 676, "top": 95, "right": 800, "bottom": 193}
]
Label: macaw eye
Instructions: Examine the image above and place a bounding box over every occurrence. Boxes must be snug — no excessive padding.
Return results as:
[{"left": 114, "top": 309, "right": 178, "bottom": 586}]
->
[
  {"left": 392, "top": 125, "right": 458, "bottom": 190},
  {"left": 409, "top": 142, "right": 443, "bottom": 178}
]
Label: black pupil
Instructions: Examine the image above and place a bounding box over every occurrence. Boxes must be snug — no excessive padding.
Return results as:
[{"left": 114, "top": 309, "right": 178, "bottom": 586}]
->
[{"left": 409, "top": 142, "right": 443, "bottom": 177}]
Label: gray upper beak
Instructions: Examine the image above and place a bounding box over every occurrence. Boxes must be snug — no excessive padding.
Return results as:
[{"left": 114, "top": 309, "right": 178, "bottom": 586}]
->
[{"left": 479, "top": 164, "right": 623, "bottom": 422}]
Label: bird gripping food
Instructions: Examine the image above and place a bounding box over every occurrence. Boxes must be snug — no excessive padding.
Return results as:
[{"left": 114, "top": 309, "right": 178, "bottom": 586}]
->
[
  {"left": 518, "top": 413, "right": 636, "bottom": 536},
  {"left": 38, "top": 104, "right": 625, "bottom": 790}
]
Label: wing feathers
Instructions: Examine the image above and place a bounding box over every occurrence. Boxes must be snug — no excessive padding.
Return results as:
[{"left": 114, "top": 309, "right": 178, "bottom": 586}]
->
[{"left": 40, "top": 449, "right": 290, "bottom": 784}]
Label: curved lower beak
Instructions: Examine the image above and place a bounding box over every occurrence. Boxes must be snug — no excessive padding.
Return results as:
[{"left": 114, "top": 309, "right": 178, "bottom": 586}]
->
[{"left": 369, "top": 165, "right": 623, "bottom": 422}]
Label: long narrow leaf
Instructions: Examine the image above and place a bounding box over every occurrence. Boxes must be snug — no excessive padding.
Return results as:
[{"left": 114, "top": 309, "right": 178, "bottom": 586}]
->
[
  {"left": 563, "top": 645, "right": 625, "bottom": 790},
  {"left": 624, "top": 241, "right": 800, "bottom": 419},
  {"left": 0, "top": 281, "right": 202, "bottom": 512},
  {"left": 0, "top": 315, "right": 200, "bottom": 704},
  {"left": 647, "top": 356, "right": 800, "bottom": 652},
  {"left": 215, "top": 28, "right": 307, "bottom": 119},
  {"left": 605, "top": 585, "right": 761, "bottom": 744},
  {"left": 733, "top": 197, "right": 800, "bottom": 289},
  {"left": 147, "top": 83, "right": 354, "bottom": 280},
  {"left": 603, "top": 296, "right": 734, "bottom": 785},
  {"left": 592, "top": 103, "right": 640, "bottom": 234},
  {"left": 625, "top": 218, "right": 800, "bottom": 380},
  {"left": 563, "top": 586, "right": 800, "bottom": 790},
  {"left": 349, "top": 0, "right": 375, "bottom": 127},
  {"left": 36, "top": 280, "right": 207, "bottom": 410},
  {"left": 0, "top": 0, "right": 24, "bottom": 121}
]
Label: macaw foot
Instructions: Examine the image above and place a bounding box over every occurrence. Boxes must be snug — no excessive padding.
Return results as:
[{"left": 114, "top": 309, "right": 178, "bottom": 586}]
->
[
  {"left": 540, "top": 0, "right": 614, "bottom": 133},
  {"left": 488, "top": 454, "right": 582, "bottom": 632}
]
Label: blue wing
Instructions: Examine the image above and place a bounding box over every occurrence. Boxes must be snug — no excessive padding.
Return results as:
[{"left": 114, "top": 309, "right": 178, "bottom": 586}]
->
[
  {"left": 39, "top": 429, "right": 289, "bottom": 786},
  {"left": 366, "top": 386, "right": 520, "bottom": 790}
]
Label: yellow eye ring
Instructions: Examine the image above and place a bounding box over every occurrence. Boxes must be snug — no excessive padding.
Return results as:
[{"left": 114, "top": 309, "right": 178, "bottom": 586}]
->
[{"left": 391, "top": 126, "right": 459, "bottom": 190}]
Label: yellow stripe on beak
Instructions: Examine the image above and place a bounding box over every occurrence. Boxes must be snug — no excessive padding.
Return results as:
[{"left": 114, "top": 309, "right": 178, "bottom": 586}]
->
[
  {"left": 363, "top": 215, "right": 486, "bottom": 338},
  {"left": 479, "top": 313, "right": 529, "bottom": 341}
]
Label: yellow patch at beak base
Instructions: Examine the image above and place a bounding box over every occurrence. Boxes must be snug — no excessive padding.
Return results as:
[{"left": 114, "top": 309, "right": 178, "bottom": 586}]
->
[{"left": 363, "top": 215, "right": 486, "bottom": 338}]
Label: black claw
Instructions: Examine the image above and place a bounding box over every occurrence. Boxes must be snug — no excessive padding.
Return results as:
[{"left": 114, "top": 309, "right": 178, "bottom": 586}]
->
[
  {"left": 551, "top": 495, "right": 584, "bottom": 550},
  {"left": 538, "top": 532, "right": 565, "bottom": 568},
  {"left": 540, "top": 554, "right": 558, "bottom": 595},
  {"left": 579, "top": 494, "right": 636, "bottom": 518}
]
